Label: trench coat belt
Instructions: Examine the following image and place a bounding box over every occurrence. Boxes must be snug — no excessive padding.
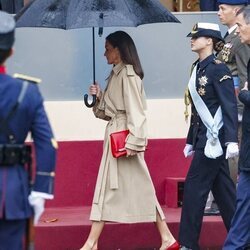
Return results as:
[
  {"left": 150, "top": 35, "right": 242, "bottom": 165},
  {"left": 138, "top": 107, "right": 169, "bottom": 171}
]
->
[{"left": 93, "top": 112, "right": 126, "bottom": 204}]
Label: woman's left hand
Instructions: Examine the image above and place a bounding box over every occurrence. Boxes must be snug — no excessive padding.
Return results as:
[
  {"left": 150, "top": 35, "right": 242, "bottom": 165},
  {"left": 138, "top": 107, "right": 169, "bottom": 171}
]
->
[{"left": 126, "top": 148, "right": 137, "bottom": 157}]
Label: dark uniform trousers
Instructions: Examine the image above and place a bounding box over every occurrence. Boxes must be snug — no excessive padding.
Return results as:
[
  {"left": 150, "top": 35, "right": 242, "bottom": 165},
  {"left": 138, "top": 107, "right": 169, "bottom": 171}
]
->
[
  {"left": 223, "top": 171, "right": 250, "bottom": 250},
  {"left": 0, "top": 0, "right": 23, "bottom": 14},
  {"left": 217, "top": 30, "right": 250, "bottom": 185},
  {"left": 223, "top": 60, "right": 250, "bottom": 249},
  {"left": 0, "top": 218, "right": 26, "bottom": 250},
  {"left": 179, "top": 149, "right": 236, "bottom": 250}
]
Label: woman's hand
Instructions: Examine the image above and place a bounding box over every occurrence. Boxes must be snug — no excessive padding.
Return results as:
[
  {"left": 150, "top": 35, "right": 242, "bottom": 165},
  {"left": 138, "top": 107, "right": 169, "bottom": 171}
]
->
[
  {"left": 126, "top": 148, "right": 137, "bottom": 157},
  {"left": 89, "top": 83, "right": 101, "bottom": 98},
  {"left": 241, "top": 81, "right": 249, "bottom": 91}
]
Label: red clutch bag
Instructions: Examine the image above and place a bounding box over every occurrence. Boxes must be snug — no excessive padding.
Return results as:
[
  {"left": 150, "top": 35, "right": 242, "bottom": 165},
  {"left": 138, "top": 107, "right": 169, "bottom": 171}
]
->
[{"left": 110, "top": 130, "right": 129, "bottom": 158}]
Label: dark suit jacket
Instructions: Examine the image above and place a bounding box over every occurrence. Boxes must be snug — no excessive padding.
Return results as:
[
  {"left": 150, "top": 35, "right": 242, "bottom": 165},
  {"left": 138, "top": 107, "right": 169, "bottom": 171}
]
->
[
  {"left": 187, "top": 54, "right": 238, "bottom": 150},
  {"left": 238, "top": 59, "right": 250, "bottom": 172}
]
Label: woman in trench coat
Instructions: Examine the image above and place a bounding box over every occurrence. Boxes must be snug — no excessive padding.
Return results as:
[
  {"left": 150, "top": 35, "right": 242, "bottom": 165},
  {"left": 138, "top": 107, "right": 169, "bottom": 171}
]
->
[{"left": 80, "top": 31, "right": 179, "bottom": 250}]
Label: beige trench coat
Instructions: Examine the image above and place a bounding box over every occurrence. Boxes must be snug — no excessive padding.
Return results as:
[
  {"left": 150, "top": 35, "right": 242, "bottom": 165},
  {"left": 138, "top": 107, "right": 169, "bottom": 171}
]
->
[{"left": 90, "top": 63, "right": 165, "bottom": 223}]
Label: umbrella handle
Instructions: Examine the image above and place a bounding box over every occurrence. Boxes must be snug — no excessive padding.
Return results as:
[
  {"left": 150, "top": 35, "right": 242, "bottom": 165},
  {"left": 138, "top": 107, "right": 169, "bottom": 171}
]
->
[
  {"left": 84, "top": 27, "right": 97, "bottom": 108},
  {"left": 84, "top": 94, "right": 96, "bottom": 108}
]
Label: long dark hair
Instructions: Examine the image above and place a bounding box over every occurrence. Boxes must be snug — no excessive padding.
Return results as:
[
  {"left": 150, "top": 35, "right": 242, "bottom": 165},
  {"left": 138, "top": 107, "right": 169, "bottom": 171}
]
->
[{"left": 106, "top": 31, "right": 144, "bottom": 79}]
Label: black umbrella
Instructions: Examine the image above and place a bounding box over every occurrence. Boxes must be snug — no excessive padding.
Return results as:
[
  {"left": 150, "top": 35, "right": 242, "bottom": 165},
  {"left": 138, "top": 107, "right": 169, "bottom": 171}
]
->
[{"left": 16, "top": 0, "right": 180, "bottom": 107}]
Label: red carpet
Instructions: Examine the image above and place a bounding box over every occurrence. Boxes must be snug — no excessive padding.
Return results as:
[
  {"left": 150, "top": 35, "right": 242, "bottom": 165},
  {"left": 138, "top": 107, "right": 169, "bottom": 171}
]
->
[
  {"left": 36, "top": 206, "right": 226, "bottom": 250},
  {"left": 34, "top": 139, "right": 227, "bottom": 249}
]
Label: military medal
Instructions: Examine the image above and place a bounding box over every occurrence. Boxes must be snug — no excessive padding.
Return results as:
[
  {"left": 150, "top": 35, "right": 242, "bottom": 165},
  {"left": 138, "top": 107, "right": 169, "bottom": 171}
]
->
[
  {"left": 198, "top": 87, "right": 206, "bottom": 96},
  {"left": 198, "top": 76, "right": 208, "bottom": 86},
  {"left": 197, "top": 75, "right": 208, "bottom": 96},
  {"left": 221, "top": 43, "right": 232, "bottom": 62}
]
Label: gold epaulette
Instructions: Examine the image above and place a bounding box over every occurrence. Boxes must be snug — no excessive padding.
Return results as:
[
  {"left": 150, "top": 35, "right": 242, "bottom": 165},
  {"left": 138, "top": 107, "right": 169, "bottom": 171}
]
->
[
  {"left": 184, "top": 87, "right": 191, "bottom": 122},
  {"left": 184, "top": 62, "right": 197, "bottom": 122},
  {"left": 13, "top": 73, "right": 42, "bottom": 84}
]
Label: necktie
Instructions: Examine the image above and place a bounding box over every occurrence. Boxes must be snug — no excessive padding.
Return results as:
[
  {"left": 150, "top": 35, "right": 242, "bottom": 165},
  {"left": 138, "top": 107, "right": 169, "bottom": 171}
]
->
[{"left": 224, "top": 31, "right": 229, "bottom": 39}]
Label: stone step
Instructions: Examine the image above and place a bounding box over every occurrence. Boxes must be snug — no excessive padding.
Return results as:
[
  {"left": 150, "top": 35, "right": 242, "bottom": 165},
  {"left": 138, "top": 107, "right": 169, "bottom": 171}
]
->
[{"left": 34, "top": 206, "right": 226, "bottom": 250}]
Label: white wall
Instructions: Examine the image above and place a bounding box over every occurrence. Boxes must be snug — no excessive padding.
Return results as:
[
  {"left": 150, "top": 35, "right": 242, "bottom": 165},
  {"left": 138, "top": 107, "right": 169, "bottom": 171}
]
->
[{"left": 44, "top": 99, "right": 190, "bottom": 141}]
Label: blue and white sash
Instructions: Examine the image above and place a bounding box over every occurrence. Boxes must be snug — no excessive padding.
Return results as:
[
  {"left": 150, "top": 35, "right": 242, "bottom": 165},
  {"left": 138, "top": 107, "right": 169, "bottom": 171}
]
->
[{"left": 188, "top": 65, "right": 223, "bottom": 159}]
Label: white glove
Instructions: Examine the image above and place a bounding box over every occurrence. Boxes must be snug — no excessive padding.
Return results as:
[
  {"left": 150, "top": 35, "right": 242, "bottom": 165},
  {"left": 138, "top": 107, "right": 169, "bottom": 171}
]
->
[
  {"left": 183, "top": 144, "right": 194, "bottom": 158},
  {"left": 225, "top": 142, "right": 239, "bottom": 159},
  {"left": 28, "top": 192, "right": 45, "bottom": 225}
]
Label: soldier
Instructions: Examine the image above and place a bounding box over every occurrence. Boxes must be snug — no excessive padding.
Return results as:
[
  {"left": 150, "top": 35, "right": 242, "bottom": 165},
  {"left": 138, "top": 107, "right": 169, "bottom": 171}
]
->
[
  {"left": 0, "top": 11, "right": 57, "bottom": 249},
  {"left": 203, "top": 0, "right": 250, "bottom": 216},
  {"left": 223, "top": 5, "right": 250, "bottom": 250},
  {"left": 179, "top": 23, "right": 239, "bottom": 250},
  {"left": 217, "top": 0, "right": 250, "bottom": 183}
]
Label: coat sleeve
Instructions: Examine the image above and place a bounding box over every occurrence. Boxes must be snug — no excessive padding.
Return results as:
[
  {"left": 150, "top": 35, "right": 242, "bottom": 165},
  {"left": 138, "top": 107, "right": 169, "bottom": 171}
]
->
[
  {"left": 30, "top": 85, "right": 57, "bottom": 195},
  {"left": 122, "top": 71, "right": 147, "bottom": 152},
  {"left": 239, "top": 90, "right": 250, "bottom": 106},
  {"left": 213, "top": 64, "right": 238, "bottom": 143},
  {"left": 92, "top": 92, "right": 111, "bottom": 121}
]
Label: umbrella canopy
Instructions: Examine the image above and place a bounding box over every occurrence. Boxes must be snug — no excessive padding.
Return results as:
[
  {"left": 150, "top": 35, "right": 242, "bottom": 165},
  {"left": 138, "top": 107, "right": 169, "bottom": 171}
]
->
[
  {"left": 16, "top": 0, "right": 180, "bottom": 107},
  {"left": 16, "top": 0, "right": 180, "bottom": 29}
]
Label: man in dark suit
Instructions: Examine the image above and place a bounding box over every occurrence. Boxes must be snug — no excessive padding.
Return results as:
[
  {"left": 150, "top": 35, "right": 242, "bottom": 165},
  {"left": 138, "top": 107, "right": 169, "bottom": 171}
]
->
[
  {"left": 0, "top": 0, "right": 23, "bottom": 14},
  {"left": 203, "top": 0, "right": 250, "bottom": 217},
  {"left": 179, "top": 22, "right": 239, "bottom": 250},
  {"left": 217, "top": 0, "right": 250, "bottom": 184},
  {"left": 223, "top": 5, "right": 250, "bottom": 250},
  {"left": 0, "top": 11, "right": 57, "bottom": 249}
]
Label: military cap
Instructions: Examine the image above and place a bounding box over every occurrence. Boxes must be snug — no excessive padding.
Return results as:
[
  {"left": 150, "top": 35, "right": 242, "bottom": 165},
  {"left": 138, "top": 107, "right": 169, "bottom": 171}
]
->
[
  {"left": 0, "top": 11, "right": 15, "bottom": 50},
  {"left": 187, "top": 23, "right": 224, "bottom": 41},
  {"left": 217, "top": 0, "right": 248, "bottom": 5}
]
